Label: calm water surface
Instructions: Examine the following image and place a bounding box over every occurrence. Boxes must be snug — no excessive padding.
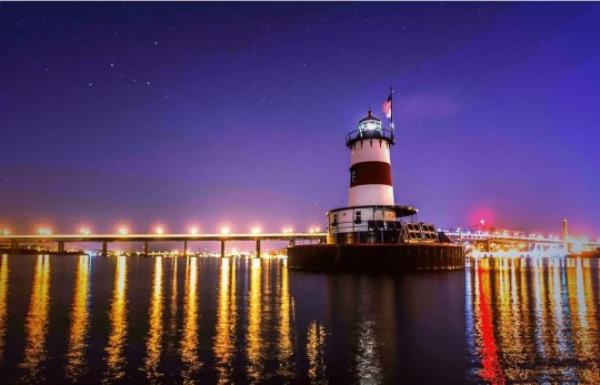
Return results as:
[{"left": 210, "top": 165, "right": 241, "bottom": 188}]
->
[{"left": 0, "top": 254, "right": 598, "bottom": 384}]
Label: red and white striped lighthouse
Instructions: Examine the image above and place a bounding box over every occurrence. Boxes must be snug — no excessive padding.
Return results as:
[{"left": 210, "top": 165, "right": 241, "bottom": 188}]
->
[
  {"left": 348, "top": 110, "right": 395, "bottom": 206},
  {"left": 289, "top": 95, "right": 464, "bottom": 270},
  {"left": 326, "top": 106, "right": 415, "bottom": 244}
]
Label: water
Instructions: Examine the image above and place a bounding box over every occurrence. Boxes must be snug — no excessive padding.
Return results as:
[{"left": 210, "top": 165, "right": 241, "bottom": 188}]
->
[{"left": 0, "top": 254, "right": 598, "bottom": 384}]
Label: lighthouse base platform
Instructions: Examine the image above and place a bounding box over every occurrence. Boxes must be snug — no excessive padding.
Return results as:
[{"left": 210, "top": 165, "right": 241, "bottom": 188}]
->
[{"left": 287, "top": 243, "right": 464, "bottom": 272}]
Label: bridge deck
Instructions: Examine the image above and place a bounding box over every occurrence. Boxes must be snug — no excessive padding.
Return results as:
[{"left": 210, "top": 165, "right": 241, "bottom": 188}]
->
[{"left": 0, "top": 233, "right": 327, "bottom": 243}]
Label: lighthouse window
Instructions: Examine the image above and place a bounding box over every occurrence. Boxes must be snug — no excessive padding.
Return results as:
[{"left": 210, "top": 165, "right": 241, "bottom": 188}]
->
[{"left": 354, "top": 211, "right": 362, "bottom": 224}]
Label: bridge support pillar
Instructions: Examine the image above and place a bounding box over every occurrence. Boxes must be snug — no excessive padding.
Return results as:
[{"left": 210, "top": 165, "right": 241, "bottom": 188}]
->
[
  {"left": 220, "top": 240, "right": 225, "bottom": 258},
  {"left": 183, "top": 240, "right": 188, "bottom": 256},
  {"left": 58, "top": 241, "right": 65, "bottom": 253},
  {"left": 256, "top": 239, "right": 261, "bottom": 258},
  {"left": 10, "top": 240, "right": 19, "bottom": 252},
  {"left": 562, "top": 218, "right": 569, "bottom": 254},
  {"left": 102, "top": 241, "right": 108, "bottom": 257},
  {"left": 288, "top": 239, "right": 295, "bottom": 247},
  {"left": 144, "top": 241, "right": 149, "bottom": 256}
]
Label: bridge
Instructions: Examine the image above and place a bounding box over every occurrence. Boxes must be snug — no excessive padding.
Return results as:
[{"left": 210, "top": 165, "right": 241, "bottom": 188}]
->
[
  {"left": 2, "top": 229, "right": 598, "bottom": 258},
  {"left": 0, "top": 233, "right": 327, "bottom": 257},
  {"left": 444, "top": 229, "right": 600, "bottom": 256}
]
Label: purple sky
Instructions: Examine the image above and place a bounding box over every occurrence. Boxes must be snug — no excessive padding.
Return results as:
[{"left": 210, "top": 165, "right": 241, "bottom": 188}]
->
[{"left": 1, "top": 3, "right": 599, "bottom": 237}]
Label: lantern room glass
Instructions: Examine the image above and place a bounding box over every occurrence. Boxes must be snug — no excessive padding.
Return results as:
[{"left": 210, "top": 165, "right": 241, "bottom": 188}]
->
[{"left": 358, "top": 118, "right": 382, "bottom": 133}]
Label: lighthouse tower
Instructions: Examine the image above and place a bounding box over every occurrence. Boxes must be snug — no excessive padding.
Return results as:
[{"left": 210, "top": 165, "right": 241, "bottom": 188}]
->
[
  {"left": 348, "top": 110, "right": 395, "bottom": 207},
  {"left": 326, "top": 109, "right": 420, "bottom": 244}
]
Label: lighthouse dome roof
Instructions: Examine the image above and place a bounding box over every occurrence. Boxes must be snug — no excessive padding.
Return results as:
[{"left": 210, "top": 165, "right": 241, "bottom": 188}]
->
[{"left": 358, "top": 110, "right": 381, "bottom": 123}]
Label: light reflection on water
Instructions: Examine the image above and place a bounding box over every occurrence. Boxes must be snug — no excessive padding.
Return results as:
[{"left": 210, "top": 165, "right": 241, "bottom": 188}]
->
[
  {"left": 246, "top": 257, "right": 263, "bottom": 384},
  {"left": 0, "top": 254, "right": 599, "bottom": 383},
  {"left": 20, "top": 255, "right": 51, "bottom": 384},
  {"left": 213, "top": 257, "right": 236, "bottom": 385},
  {"left": 103, "top": 254, "right": 128, "bottom": 383},
  {"left": 167, "top": 255, "right": 178, "bottom": 355},
  {"left": 0, "top": 255, "right": 9, "bottom": 362},
  {"left": 306, "top": 320, "right": 327, "bottom": 385},
  {"left": 65, "top": 255, "right": 91, "bottom": 382},
  {"left": 355, "top": 320, "right": 383, "bottom": 385},
  {"left": 181, "top": 256, "right": 201, "bottom": 384},
  {"left": 144, "top": 256, "right": 163, "bottom": 384},
  {"left": 277, "top": 258, "right": 295, "bottom": 379},
  {"left": 467, "top": 257, "right": 600, "bottom": 384}
]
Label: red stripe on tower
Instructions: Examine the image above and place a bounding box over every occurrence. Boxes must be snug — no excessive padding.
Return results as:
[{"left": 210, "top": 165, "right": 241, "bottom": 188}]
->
[{"left": 350, "top": 161, "right": 392, "bottom": 187}]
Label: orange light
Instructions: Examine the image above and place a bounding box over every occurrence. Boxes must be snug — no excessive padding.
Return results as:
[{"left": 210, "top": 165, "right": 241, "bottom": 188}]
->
[
  {"left": 79, "top": 227, "right": 91, "bottom": 236},
  {"left": 189, "top": 226, "right": 198, "bottom": 235},
  {"left": 118, "top": 226, "right": 128, "bottom": 236},
  {"left": 154, "top": 226, "right": 164, "bottom": 235},
  {"left": 221, "top": 226, "right": 231, "bottom": 235},
  {"left": 1, "top": 228, "right": 9, "bottom": 236},
  {"left": 37, "top": 227, "right": 52, "bottom": 236}
]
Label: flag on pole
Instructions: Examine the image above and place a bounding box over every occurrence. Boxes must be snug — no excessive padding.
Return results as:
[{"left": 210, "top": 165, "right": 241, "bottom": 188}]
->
[
  {"left": 382, "top": 88, "right": 394, "bottom": 132},
  {"left": 382, "top": 90, "right": 393, "bottom": 119}
]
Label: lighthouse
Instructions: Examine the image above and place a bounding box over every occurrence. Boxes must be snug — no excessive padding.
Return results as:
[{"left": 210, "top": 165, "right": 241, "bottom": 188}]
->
[
  {"left": 326, "top": 108, "right": 425, "bottom": 245},
  {"left": 288, "top": 96, "right": 465, "bottom": 272}
]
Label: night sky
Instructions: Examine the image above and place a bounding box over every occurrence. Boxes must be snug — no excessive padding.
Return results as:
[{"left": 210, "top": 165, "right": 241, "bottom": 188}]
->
[{"left": 1, "top": 3, "right": 599, "bottom": 237}]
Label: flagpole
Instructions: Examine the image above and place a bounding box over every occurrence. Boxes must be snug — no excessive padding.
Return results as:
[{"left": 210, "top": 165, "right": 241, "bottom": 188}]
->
[{"left": 389, "top": 86, "right": 394, "bottom": 135}]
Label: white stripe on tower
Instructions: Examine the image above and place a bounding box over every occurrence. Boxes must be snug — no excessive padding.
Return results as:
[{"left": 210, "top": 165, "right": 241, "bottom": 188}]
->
[{"left": 349, "top": 184, "right": 394, "bottom": 206}]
